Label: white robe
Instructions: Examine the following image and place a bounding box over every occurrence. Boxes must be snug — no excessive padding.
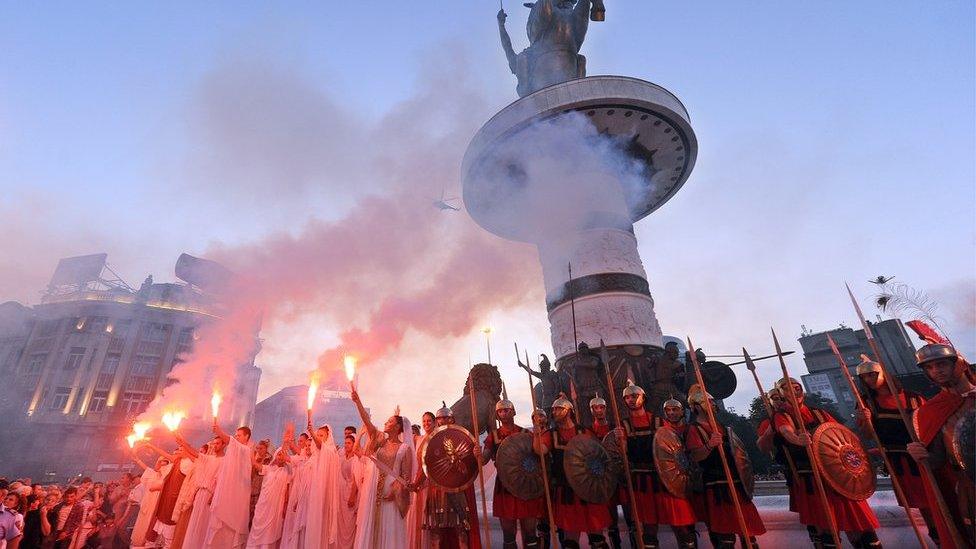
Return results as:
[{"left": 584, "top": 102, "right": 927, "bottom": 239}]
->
[
  {"left": 304, "top": 431, "right": 341, "bottom": 549},
  {"left": 280, "top": 452, "right": 312, "bottom": 549},
  {"left": 338, "top": 452, "right": 364, "bottom": 547},
  {"left": 206, "top": 437, "right": 252, "bottom": 548},
  {"left": 183, "top": 453, "right": 222, "bottom": 549},
  {"left": 131, "top": 467, "right": 164, "bottom": 546},
  {"left": 246, "top": 464, "right": 291, "bottom": 549},
  {"left": 353, "top": 431, "right": 413, "bottom": 549}
]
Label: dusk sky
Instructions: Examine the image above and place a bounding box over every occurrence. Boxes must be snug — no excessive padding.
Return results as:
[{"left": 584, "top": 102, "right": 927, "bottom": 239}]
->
[{"left": 1, "top": 2, "right": 973, "bottom": 418}]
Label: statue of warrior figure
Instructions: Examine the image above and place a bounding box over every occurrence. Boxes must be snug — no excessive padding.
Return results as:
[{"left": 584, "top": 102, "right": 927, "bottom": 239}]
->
[{"left": 497, "top": 0, "right": 605, "bottom": 97}]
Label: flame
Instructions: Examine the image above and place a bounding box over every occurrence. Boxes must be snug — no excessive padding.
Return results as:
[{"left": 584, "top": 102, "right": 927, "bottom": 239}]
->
[
  {"left": 211, "top": 391, "right": 222, "bottom": 418},
  {"left": 127, "top": 421, "right": 152, "bottom": 448},
  {"left": 307, "top": 373, "right": 320, "bottom": 411},
  {"left": 126, "top": 434, "right": 138, "bottom": 448},
  {"left": 343, "top": 355, "right": 357, "bottom": 383},
  {"left": 161, "top": 410, "right": 186, "bottom": 432}
]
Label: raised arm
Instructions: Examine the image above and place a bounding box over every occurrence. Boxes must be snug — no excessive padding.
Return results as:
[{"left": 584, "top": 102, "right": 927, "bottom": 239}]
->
[
  {"left": 307, "top": 421, "right": 323, "bottom": 450},
  {"left": 213, "top": 421, "right": 230, "bottom": 445},
  {"left": 173, "top": 432, "right": 200, "bottom": 460},
  {"left": 143, "top": 442, "right": 176, "bottom": 462},
  {"left": 350, "top": 388, "right": 378, "bottom": 438},
  {"left": 497, "top": 9, "right": 517, "bottom": 74}
]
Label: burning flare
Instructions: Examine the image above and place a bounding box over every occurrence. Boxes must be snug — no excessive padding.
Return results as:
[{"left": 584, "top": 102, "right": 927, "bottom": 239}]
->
[
  {"left": 161, "top": 410, "right": 186, "bottom": 432},
  {"left": 211, "top": 391, "right": 222, "bottom": 418},
  {"left": 127, "top": 421, "right": 152, "bottom": 448},
  {"left": 343, "top": 355, "right": 357, "bottom": 384},
  {"left": 307, "top": 373, "right": 320, "bottom": 411}
]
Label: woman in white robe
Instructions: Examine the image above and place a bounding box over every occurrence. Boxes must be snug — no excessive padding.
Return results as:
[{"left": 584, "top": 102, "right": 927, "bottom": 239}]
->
[
  {"left": 338, "top": 433, "right": 364, "bottom": 547},
  {"left": 181, "top": 438, "right": 225, "bottom": 549},
  {"left": 350, "top": 389, "right": 416, "bottom": 549},
  {"left": 245, "top": 449, "right": 292, "bottom": 549},
  {"left": 304, "top": 424, "right": 341, "bottom": 549},
  {"left": 130, "top": 452, "right": 168, "bottom": 547},
  {"left": 206, "top": 425, "right": 254, "bottom": 548},
  {"left": 280, "top": 434, "right": 312, "bottom": 549}
]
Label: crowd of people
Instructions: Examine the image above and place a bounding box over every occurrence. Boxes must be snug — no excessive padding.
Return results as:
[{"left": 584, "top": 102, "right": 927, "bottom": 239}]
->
[{"left": 0, "top": 339, "right": 971, "bottom": 549}]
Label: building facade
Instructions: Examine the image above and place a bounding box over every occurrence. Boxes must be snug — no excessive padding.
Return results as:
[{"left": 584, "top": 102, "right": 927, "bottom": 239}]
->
[
  {"left": 797, "top": 318, "right": 936, "bottom": 420},
  {"left": 0, "top": 253, "right": 262, "bottom": 480},
  {"left": 252, "top": 385, "right": 363, "bottom": 445}
]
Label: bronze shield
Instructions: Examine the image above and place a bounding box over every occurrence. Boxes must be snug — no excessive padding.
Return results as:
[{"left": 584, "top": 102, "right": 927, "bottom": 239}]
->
[
  {"left": 421, "top": 424, "right": 479, "bottom": 493},
  {"left": 727, "top": 426, "right": 755, "bottom": 498},
  {"left": 811, "top": 422, "right": 876, "bottom": 500},
  {"left": 564, "top": 435, "right": 620, "bottom": 504},
  {"left": 653, "top": 426, "right": 692, "bottom": 498},
  {"left": 952, "top": 408, "right": 975, "bottom": 484},
  {"left": 496, "top": 432, "right": 545, "bottom": 500}
]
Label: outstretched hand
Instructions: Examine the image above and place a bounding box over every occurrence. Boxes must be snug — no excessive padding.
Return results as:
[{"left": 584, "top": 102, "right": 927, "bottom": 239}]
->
[{"left": 497, "top": 8, "right": 507, "bottom": 24}]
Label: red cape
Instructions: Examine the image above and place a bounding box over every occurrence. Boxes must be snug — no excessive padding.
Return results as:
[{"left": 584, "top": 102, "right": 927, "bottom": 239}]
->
[{"left": 913, "top": 389, "right": 966, "bottom": 445}]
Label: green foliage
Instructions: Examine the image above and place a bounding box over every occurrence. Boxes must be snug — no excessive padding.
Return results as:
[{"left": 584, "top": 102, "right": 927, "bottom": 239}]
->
[{"left": 714, "top": 404, "right": 775, "bottom": 475}]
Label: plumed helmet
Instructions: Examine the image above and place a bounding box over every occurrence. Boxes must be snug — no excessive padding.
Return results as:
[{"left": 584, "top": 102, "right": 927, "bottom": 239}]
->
[
  {"left": 436, "top": 401, "right": 453, "bottom": 419},
  {"left": 686, "top": 383, "right": 713, "bottom": 406},
  {"left": 662, "top": 397, "right": 684, "bottom": 411},
  {"left": 552, "top": 392, "right": 574, "bottom": 410},
  {"left": 916, "top": 344, "right": 958, "bottom": 366},
  {"left": 622, "top": 379, "right": 645, "bottom": 398},
  {"left": 855, "top": 354, "right": 883, "bottom": 376},
  {"left": 495, "top": 398, "right": 515, "bottom": 412},
  {"left": 589, "top": 392, "right": 607, "bottom": 409}
]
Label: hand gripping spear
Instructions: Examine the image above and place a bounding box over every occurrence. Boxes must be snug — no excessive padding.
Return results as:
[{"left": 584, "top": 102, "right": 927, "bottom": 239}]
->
[
  {"left": 599, "top": 339, "right": 644, "bottom": 546},
  {"left": 845, "top": 283, "right": 966, "bottom": 548},
  {"left": 467, "top": 374, "right": 493, "bottom": 549},
  {"left": 516, "top": 342, "right": 558, "bottom": 547},
  {"left": 742, "top": 348, "right": 801, "bottom": 490},
  {"left": 826, "top": 334, "right": 930, "bottom": 548},
  {"left": 687, "top": 337, "right": 754, "bottom": 549},
  {"left": 771, "top": 328, "right": 842, "bottom": 549}
]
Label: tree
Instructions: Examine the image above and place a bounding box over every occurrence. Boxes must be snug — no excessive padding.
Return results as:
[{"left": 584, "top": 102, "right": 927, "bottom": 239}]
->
[{"left": 714, "top": 405, "right": 775, "bottom": 475}]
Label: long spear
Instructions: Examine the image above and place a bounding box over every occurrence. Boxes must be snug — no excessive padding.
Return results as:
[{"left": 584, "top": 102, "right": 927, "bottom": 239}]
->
[
  {"left": 742, "top": 347, "right": 801, "bottom": 490},
  {"left": 826, "top": 334, "right": 929, "bottom": 548},
  {"left": 687, "top": 337, "right": 753, "bottom": 549},
  {"left": 845, "top": 283, "right": 966, "bottom": 547},
  {"left": 468, "top": 374, "right": 493, "bottom": 549},
  {"left": 771, "top": 328, "right": 842, "bottom": 549},
  {"left": 566, "top": 262, "right": 583, "bottom": 420},
  {"left": 599, "top": 339, "right": 644, "bottom": 546},
  {"left": 517, "top": 342, "right": 558, "bottom": 547}
]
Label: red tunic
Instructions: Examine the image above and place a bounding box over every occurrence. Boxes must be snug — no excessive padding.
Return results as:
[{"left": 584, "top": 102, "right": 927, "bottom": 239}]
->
[
  {"left": 591, "top": 420, "right": 612, "bottom": 439},
  {"left": 868, "top": 392, "right": 928, "bottom": 510},
  {"left": 485, "top": 424, "right": 545, "bottom": 520},
  {"left": 686, "top": 422, "right": 766, "bottom": 537},
  {"left": 619, "top": 416, "right": 696, "bottom": 527},
  {"left": 543, "top": 426, "right": 612, "bottom": 533},
  {"left": 774, "top": 405, "right": 879, "bottom": 532}
]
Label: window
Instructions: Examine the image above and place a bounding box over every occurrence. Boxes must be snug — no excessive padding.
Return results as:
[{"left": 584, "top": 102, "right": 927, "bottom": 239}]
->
[
  {"left": 121, "top": 392, "right": 151, "bottom": 415},
  {"left": 88, "top": 390, "right": 108, "bottom": 413},
  {"left": 131, "top": 355, "right": 158, "bottom": 375},
  {"left": 145, "top": 323, "right": 169, "bottom": 343},
  {"left": 102, "top": 354, "right": 121, "bottom": 374},
  {"left": 25, "top": 353, "right": 46, "bottom": 373},
  {"left": 96, "top": 372, "right": 115, "bottom": 390},
  {"left": 64, "top": 347, "right": 85, "bottom": 370},
  {"left": 125, "top": 376, "right": 154, "bottom": 392},
  {"left": 50, "top": 387, "right": 71, "bottom": 410},
  {"left": 177, "top": 327, "right": 194, "bottom": 356}
]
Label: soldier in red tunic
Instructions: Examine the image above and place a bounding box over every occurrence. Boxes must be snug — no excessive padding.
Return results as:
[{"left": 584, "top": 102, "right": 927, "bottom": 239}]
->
[
  {"left": 853, "top": 353, "right": 937, "bottom": 544},
  {"left": 615, "top": 381, "right": 697, "bottom": 549},
  {"left": 483, "top": 397, "right": 543, "bottom": 549},
  {"left": 533, "top": 393, "right": 611, "bottom": 549},
  {"left": 685, "top": 385, "right": 765, "bottom": 548},
  {"left": 588, "top": 393, "right": 623, "bottom": 548},
  {"left": 773, "top": 377, "right": 881, "bottom": 549},
  {"left": 907, "top": 343, "right": 975, "bottom": 549}
]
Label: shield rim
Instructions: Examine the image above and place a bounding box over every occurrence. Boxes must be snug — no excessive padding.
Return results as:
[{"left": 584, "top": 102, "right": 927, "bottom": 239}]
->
[
  {"left": 811, "top": 422, "right": 876, "bottom": 501},
  {"left": 564, "top": 434, "right": 618, "bottom": 504},
  {"left": 496, "top": 431, "right": 546, "bottom": 500},
  {"left": 652, "top": 426, "right": 691, "bottom": 499},
  {"left": 420, "top": 423, "right": 479, "bottom": 494},
  {"left": 951, "top": 409, "right": 974, "bottom": 481},
  {"left": 727, "top": 426, "right": 754, "bottom": 498}
]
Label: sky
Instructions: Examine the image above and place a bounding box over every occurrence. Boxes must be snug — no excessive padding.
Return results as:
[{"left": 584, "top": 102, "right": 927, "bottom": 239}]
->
[{"left": 1, "top": 2, "right": 973, "bottom": 420}]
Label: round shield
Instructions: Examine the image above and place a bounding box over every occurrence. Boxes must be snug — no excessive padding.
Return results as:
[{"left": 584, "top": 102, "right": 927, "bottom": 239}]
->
[
  {"left": 700, "top": 361, "right": 737, "bottom": 400},
  {"left": 811, "top": 422, "right": 875, "bottom": 500},
  {"left": 951, "top": 408, "right": 975, "bottom": 484},
  {"left": 600, "top": 432, "right": 625, "bottom": 487},
  {"left": 653, "top": 426, "right": 692, "bottom": 498},
  {"left": 564, "top": 435, "right": 620, "bottom": 504},
  {"left": 420, "top": 424, "right": 479, "bottom": 493},
  {"left": 496, "top": 432, "right": 545, "bottom": 500},
  {"left": 727, "top": 427, "right": 755, "bottom": 498}
]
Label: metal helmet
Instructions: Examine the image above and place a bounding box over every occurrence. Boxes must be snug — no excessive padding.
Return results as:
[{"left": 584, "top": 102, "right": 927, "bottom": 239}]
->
[
  {"left": 687, "top": 383, "right": 713, "bottom": 406},
  {"left": 531, "top": 407, "right": 548, "bottom": 420},
  {"left": 766, "top": 388, "right": 784, "bottom": 400},
  {"left": 552, "top": 392, "right": 574, "bottom": 410},
  {"left": 916, "top": 344, "right": 958, "bottom": 366},
  {"left": 775, "top": 377, "right": 802, "bottom": 394},
  {"left": 436, "top": 400, "right": 453, "bottom": 419},
  {"left": 622, "top": 379, "right": 645, "bottom": 398},
  {"left": 855, "top": 354, "right": 883, "bottom": 376},
  {"left": 662, "top": 397, "right": 684, "bottom": 411},
  {"left": 589, "top": 392, "right": 607, "bottom": 409},
  {"left": 495, "top": 398, "right": 515, "bottom": 412}
]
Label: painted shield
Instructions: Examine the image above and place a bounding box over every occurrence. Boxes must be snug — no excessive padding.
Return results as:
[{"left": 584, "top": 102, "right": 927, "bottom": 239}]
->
[
  {"left": 951, "top": 408, "right": 975, "bottom": 484},
  {"left": 811, "top": 422, "right": 875, "bottom": 500},
  {"left": 564, "top": 435, "right": 620, "bottom": 504},
  {"left": 653, "top": 426, "right": 692, "bottom": 498},
  {"left": 496, "top": 432, "right": 545, "bottom": 500},
  {"left": 421, "top": 424, "right": 479, "bottom": 493},
  {"left": 728, "top": 427, "right": 755, "bottom": 498},
  {"left": 600, "top": 432, "right": 626, "bottom": 487}
]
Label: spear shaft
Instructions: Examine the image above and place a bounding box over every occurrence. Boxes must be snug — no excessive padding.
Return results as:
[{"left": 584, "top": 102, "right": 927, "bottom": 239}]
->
[
  {"left": 845, "top": 283, "right": 965, "bottom": 547},
  {"left": 742, "top": 347, "right": 801, "bottom": 491},
  {"left": 771, "top": 328, "right": 842, "bottom": 549},
  {"left": 517, "top": 342, "right": 558, "bottom": 547},
  {"left": 467, "top": 375, "right": 492, "bottom": 549},
  {"left": 688, "top": 337, "right": 753, "bottom": 549},
  {"left": 826, "top": 334, "right": 929, "bottom": 548}
]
